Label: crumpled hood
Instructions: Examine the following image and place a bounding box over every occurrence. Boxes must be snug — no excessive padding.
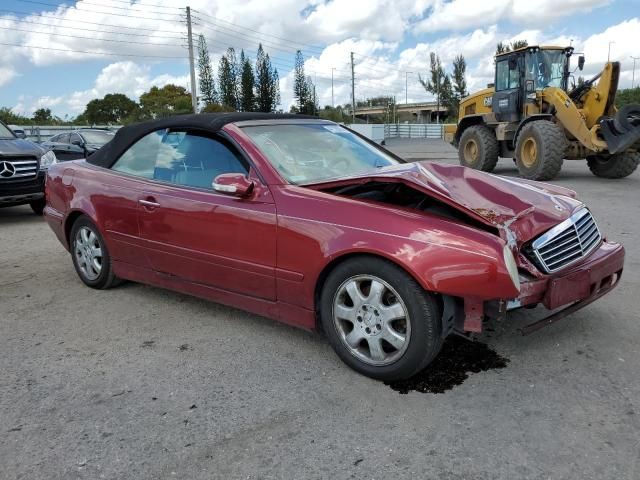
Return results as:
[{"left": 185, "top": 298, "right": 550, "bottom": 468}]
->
[{"left": 317, "top": 161, "right": 584, "bottom": 245}]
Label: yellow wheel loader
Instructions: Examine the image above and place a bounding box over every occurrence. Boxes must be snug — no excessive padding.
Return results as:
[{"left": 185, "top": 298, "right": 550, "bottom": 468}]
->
[{"left": 450, "top": 46, "right": 640, "bottom": 180}]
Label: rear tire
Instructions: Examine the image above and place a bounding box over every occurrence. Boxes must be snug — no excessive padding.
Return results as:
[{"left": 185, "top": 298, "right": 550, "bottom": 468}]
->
[
  {"left": 30, "top": 199, "right": 45, "bottom": 215},
  {"left": 458, "top": 125, "right": 499, "bottom": 172},
  {"left": 320, "top": 257, "right": 443, "bottom": 381},
  {"left": 69, "top": 216, "right": 120, "bottom": 289},
  {"left": 515, "top": 120, "right": 566, "bottom": 180},
  {"left": 587, "top": 152, "right": 639, "bottom": 178}
]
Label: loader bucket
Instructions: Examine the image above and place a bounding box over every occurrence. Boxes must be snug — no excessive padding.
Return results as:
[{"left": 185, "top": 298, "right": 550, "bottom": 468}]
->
[{"left": 599, "top": 103, "right": 640, "bottom": 154}]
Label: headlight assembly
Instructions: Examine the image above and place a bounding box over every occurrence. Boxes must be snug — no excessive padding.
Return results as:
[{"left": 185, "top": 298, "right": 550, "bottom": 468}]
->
[
  {"left": 503, "top": 244, "right": 520, "bottom": 293},
  {"left": 40, "top": 150, "right": 57, "bottom": 169}
]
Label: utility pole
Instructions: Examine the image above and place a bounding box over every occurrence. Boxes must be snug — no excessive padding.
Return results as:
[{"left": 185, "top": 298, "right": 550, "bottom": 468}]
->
[
  {"left": 350, "top": 52, "right": 355, "bottom": 124},
  {"left": 405, "top": 71, "right": 412, "bottom": 104},
  {"left": 186, "top": 6, "right": 197, "bottom": 114},
  {"left": 331, "top": 67, "right": 336, "bottom": 108},
  {"left": 631, "top": 56, "right": 640, "bottom": 89}
]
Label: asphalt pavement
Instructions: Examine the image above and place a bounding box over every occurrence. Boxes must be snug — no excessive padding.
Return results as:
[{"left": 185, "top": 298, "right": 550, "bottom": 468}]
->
[{"left": 1, "top": 139, "right": 639, "bottom": 479}]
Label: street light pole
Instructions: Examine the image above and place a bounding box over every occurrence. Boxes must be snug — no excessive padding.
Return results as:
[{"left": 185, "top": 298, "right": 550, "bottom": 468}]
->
[
  {"left": 631, "top": 56, "right": 640, "bottom": 89},
  {"left": 405, "top": 71, "right": 413, "bottom": 104},
  {"left": 331, "top": 67, "right": 336, "bottom": 107},
  {"left": 608, "top": 41, "right": 615, "bottom": 62}
]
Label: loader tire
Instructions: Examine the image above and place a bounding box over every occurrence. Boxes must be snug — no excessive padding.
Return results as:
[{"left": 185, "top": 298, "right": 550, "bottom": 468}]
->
[
  {"left": 458, "top": 125, "right": 499, "bottom": 172},
  {"left": 587, "top": 152, "right": 639, "bottom": 179},
  {"left": 515, "top": 120, "right": 566, "bottom": 181},
  {"left": 613, "top": 104, "right": 640, "bottom": 133}
]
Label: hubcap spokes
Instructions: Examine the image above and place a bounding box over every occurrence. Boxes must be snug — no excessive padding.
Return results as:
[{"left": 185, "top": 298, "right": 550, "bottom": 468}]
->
[
  {"left": 333, "top": 275, "right": 410, "bottom": 366},
  {"left": 74, "top": 226, "right": 103, "bottom": 281}
]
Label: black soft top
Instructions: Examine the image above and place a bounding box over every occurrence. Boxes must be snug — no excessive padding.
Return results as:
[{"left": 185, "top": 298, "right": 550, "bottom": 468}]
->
[{"left": 87, "top": 112, "right": 316, "bottom": 168}]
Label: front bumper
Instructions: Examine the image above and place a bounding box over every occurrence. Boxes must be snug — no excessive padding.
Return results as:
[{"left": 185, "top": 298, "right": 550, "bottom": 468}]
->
[
  {"left": 516, "top": 240, "right": 624, "bottom": 333},
  {"left": 0, "top": 171, "right": 45, "bottom": 207}
]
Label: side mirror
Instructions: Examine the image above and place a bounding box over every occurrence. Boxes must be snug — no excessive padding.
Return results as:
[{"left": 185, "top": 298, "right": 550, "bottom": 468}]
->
[
  {"left": 212, "top": 173, "right": 254, "bottom": 197},
  {"left": 71, "top": 139, "right": 83, "bottom": 147},
  {"left": 578, "top": 55, "right": 585, "bottom": 71},
  {"left": 525, "top": 80, "right": 535, "bottom": 93}
]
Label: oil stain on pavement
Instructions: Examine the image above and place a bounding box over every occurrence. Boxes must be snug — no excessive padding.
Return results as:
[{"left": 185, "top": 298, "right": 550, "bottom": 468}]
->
[{"left": 386, "top": 336, "right": 509, "bottom": 394}]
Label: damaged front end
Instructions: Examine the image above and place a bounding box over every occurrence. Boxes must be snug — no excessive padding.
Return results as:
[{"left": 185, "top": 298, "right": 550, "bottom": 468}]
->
[{"left": 312, "top": 161, "right": 625, "bottom": 335}]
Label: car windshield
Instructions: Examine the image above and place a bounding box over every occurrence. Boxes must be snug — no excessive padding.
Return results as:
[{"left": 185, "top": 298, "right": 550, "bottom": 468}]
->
[
  {"left": 81, "top": 130, "right": 115, "bottom": 145},
  {"left": 242, "top": 123, "right": 400, "bottom": 184},
  {"left": 0, "top": 123, "right": 15, "bottom": 139}
]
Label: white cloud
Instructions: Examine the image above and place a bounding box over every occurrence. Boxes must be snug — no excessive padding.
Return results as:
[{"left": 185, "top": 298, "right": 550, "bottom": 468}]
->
[
  {"left": 415, "top": 0, "right": 611, "bottom": 33},
  {"left": 0, "top": 67, "right": 18, "bottom": 87}
]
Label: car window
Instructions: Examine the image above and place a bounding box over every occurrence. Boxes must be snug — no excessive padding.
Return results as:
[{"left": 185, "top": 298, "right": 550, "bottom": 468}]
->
[
  {"left": 70, "top": 133, "right": 82, "bottom": 144},
  {"left": 59, "top": 133, "right": 70, "bottom": 144},
  {"left": 111, "top": 129, "right": 247, "bottom": 188}
]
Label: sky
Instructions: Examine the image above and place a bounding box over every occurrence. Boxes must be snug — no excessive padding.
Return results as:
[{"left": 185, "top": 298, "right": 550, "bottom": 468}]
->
[{"left": 0, "top": 0, "right": 639, "bottom": 119}]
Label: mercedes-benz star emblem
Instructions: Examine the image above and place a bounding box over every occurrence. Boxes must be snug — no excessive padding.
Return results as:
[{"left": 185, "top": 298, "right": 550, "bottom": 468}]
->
[{"left": 0, "top": 161, "right": 16, "bottom": 178}]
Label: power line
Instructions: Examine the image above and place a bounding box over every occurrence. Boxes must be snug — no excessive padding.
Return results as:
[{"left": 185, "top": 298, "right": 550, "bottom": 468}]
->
[
  {"left": 0, "top": 24, "right": 183, "bottom": 47},
  {"left": 0, "top": 8, "right": 185, "bottom": 34},
  {"left": 14, "top": 0, "right": 183, "bottom": 22},
  {"left": 0, "top": 40, "right": 186, "bottom": 59},
  {"left": 10, "top": 16, "right": 184, "bottom": 39},
  {"left": 193, "top": 9, "right": 326, "bottom": 55}
]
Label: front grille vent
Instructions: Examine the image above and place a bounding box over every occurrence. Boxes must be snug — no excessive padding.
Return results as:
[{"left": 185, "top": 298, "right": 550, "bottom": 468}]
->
[
  {"left": 0, "top": 158, "right": 39, "bottom": 181},
  {"left": 527, "top": 208, "right": 601, "bottom": 273}
]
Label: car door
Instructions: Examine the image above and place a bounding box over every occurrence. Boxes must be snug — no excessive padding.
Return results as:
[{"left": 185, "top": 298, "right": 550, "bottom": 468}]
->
[
  {"left": 136, "top": 129, "right": 277, "bottom": 301},
  {"left": 68, "top": 133, "right": 86, "bottom": 160},
  {"left": 51, "top": 133, "right": 75, "bottom": 161}
]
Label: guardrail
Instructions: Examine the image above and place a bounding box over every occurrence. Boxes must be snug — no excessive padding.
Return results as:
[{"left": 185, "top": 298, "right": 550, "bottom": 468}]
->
[
  {"left": 384, "top": 123, "right": 445, "bottom": 139},
  {"left": 10, "top": 125, "right": 121, "bottom": 143}
]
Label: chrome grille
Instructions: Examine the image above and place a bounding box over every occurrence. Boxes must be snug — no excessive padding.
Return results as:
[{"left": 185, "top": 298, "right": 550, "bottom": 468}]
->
[
  {"left": 0, "top": 158, "right": 39, "bottom": 180},
  {"left": 529, "top": 208, "right": 601, "bottom": 273}
]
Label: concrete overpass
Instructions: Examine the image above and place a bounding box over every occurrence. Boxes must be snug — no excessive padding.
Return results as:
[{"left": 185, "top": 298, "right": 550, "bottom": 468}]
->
[{"left": 353, "top": 101, "right": 448, "bottom": 122}]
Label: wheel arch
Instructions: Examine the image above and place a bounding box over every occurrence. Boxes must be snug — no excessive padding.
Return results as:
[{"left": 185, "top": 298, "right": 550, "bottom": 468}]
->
[
  {"left": 64, "top": 208, "right": 98, "bottom": 247},
  {"left": 454, "top": 115, "right": 487, "bottom": 145},
  {"left": 312, "top": 251, "right": 440, "bottom": 331}
]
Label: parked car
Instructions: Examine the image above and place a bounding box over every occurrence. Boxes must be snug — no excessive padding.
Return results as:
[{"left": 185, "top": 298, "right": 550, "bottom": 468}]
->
[
  {"left": 41, "top": 128, "right": 115, "bottom": 161},
  {"left": 8, "top": 125, "right": 27, "bottom": 139},
  {"left": 0, "top": 119, "right": 57, "bottom": 214},
  {"left": 43, "top": 113, "right": 625, "bottom": 380}
]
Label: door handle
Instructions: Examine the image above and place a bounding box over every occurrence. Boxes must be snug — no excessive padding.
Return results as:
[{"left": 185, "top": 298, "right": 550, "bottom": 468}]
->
[{"left": 139, "top": 198, "right": 160, "bottom": 208}]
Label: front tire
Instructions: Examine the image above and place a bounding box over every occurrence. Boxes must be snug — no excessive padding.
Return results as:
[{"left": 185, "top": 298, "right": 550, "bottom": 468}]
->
[
  {"left": 320, "top": 257, "right": 443, "bottom": 381},
  {"left": 587, "top": 152, "right": 639, "bottom": 178},
  {"left": 70, "top": 216, "right": 120, "bottom": 289},
  {"left": 515, "top": 120, "right": 566, "bottom": 180},
  {"left": 30, "top": 199, "right": 45, "bottom": 215},
  {"left": 458, "top": 125, "right": 499, "bottom": 172}
]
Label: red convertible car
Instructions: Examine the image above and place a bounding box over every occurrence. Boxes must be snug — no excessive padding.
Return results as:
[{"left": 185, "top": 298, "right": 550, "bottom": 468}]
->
[{"left": 43, "top": 113, "right": 625, "bottom": 380}]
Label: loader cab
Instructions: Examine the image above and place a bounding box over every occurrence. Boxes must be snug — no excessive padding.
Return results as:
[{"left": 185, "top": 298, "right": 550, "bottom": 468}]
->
[{"left": 492, "top": 46, "right": 572, "bottom": 122}]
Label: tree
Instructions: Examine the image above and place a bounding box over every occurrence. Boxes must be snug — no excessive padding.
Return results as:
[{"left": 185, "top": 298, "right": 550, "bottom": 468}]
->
[
  {"left": 0, "top": 107, "right": 30, "bottom": 125},
  {"left": 32, "top": 108, "right": 53, "bottom": 124},
  {"left": 615, "top": 87, "right": 640, "bottom": 108},
  {"left": 239, "top": 50, "right": 255, "bottom": 112},
  {"left": 139, "top": 84, "right": 192, "bottom": 118},
  {"left": 293, "top": 50, "right": 309, "bottom": 113},
  {"left": 419, "top": 52, "right": 448, "bottom": 122},
  {"left": 303, "top": 76, "right": 318, "bottom": 115},
  {"left": 83, "top": 93, "right": 138, "bottom": 124},
  {"left": 197, "top": 34, "right": 217, "bottom": 107},
  {"left": 496, "top": 39, "right": 529, "bottom": 55},
  {"left": 255, "top": 44, "right": 279, "bottom": 112},
  {"left": 218, "top": 47, "right": 239, "bottom": 110},
  {"left": 450, "top": 54, "right": 468, "bottom": 116}
]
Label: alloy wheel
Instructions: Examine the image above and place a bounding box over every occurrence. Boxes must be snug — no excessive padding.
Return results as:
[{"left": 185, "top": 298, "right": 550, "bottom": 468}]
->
[
  {"left": 332, "top": 275, "right": 411, "bottom": 366},
  {"left": 74, "top": 226, "right": 103, "bottom": 281}
]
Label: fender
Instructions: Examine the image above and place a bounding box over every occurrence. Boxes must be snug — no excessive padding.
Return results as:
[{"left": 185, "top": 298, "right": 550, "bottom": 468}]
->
[{"left": 454, "top": 114, "right": 486, "bottom": 145}]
